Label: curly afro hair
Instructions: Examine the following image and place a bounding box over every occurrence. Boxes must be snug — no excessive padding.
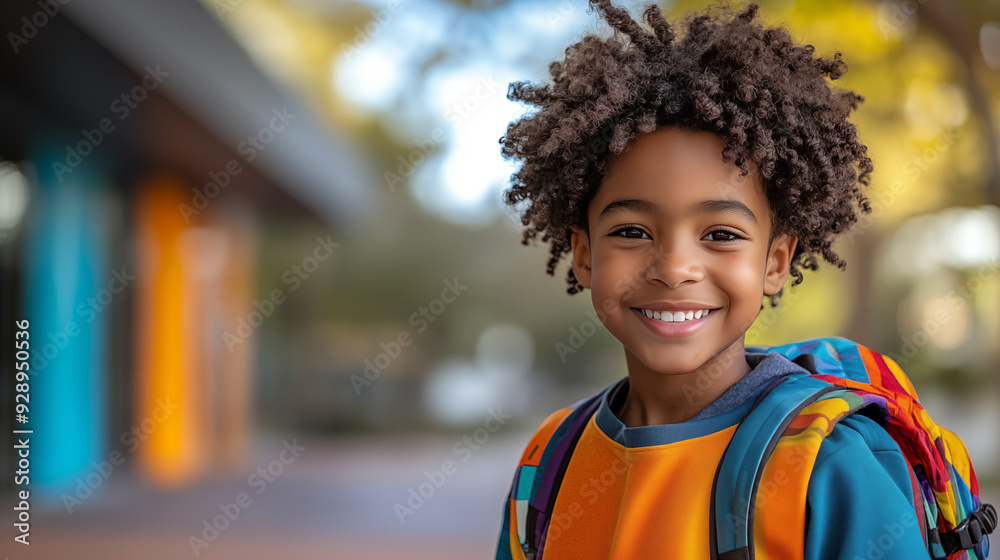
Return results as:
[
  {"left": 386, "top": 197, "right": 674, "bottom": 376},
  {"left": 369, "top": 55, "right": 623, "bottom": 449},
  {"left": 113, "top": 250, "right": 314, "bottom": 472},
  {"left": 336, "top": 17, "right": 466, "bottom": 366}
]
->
[{"left": 499, "top": 0, "right": 873, "bottom": 302}]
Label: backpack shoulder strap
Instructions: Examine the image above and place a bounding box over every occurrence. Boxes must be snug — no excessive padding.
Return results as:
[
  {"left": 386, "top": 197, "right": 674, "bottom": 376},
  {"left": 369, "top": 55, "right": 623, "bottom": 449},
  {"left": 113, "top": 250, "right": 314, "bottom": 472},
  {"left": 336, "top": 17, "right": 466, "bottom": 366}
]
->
[
  {"left": 505, "top": 387, "right": 606, "bottom": 559},
  {"left": 755, "top": 386, "right": 908, "bottom": 560},
  {"left": 709, "top": 373, "right": 839, "bottom": 560}
]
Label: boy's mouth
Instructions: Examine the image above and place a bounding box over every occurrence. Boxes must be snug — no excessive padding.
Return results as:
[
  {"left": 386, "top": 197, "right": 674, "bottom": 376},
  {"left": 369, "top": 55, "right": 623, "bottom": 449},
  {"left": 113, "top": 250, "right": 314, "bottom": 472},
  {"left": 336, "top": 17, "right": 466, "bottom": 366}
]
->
[
  {"left": 634, "top": 307, "right": 718, "bottom": 323},
  {"left": 630, "top": 305, "right": 722, "bottom": 338}
]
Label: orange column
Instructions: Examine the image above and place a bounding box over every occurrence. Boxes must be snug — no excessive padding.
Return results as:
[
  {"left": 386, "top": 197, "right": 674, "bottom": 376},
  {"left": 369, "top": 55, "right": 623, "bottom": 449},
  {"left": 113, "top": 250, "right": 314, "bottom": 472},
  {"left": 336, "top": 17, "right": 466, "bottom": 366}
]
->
[{"left": 133, "top": 176, "right": 206, "bottom": 487}]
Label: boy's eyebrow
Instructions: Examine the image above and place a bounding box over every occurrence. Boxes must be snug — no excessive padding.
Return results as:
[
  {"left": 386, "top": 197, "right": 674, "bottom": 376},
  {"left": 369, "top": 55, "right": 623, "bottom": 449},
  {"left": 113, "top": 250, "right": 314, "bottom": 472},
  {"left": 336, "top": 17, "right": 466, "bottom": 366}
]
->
[
  {"left": 697, "top": 199, "right": 758, "bottom": 224},
  {"left": 598, "top": 197, "right": 758, "bottom": 224},
  {"left": 599, "top": 198, "right": 656, "bottom": 218}
]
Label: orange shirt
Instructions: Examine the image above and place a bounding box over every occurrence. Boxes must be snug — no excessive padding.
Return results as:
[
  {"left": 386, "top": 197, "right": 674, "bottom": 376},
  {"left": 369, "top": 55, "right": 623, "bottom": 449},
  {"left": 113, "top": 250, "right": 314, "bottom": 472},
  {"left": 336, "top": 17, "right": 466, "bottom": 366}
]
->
[{"left": 542, "top": 410, "right": 741, "bottom": 559}]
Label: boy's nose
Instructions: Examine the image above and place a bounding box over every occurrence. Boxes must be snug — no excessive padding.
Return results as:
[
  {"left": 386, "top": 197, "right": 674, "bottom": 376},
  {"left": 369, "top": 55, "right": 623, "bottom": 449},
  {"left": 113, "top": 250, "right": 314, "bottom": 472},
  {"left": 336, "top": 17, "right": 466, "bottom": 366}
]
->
[{"left": 643, "top": 243, "right": 704, "bottom": 288}]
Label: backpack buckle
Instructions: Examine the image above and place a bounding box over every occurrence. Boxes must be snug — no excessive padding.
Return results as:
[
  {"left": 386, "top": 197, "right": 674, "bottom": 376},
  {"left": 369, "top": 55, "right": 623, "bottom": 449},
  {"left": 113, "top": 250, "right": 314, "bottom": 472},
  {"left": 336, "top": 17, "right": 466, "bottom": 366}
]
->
[{"left": 944, "top": 503, "right": 997, "bottom": 552}]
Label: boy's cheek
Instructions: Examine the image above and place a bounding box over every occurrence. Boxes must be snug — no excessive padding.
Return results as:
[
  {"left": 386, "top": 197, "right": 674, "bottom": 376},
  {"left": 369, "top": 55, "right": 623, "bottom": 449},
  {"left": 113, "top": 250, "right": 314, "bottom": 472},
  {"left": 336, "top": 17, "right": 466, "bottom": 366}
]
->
[
  {"left": 591, "top": 287, "right": 626, "bottom": 321},
  {"left": 590, "top": 291, "right": 620, "bottom": 326},
  {"left": 611, "top": 276, "right": 635, "bottom": 301},
  {"left": 586, "top": 278, "right": 630, "bottom": 332},
  {"left": 717, "top": 255, "right": 767, "bottom": 289}
]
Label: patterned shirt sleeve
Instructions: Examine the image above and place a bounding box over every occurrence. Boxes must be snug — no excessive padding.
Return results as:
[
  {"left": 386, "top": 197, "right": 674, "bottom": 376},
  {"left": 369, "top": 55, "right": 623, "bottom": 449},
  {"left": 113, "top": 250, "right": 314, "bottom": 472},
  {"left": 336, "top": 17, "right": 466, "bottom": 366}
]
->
[{"left": 494, "top": 486, "right": 515, "bottom": 560}]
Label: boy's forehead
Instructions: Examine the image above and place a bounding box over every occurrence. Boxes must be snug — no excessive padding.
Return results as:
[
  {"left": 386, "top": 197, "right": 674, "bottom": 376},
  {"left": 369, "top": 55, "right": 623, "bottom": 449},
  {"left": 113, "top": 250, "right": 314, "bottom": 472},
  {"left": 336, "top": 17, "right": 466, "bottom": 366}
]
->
[{"left": 597, "top": 141, "right": 765, "bottom": 205}]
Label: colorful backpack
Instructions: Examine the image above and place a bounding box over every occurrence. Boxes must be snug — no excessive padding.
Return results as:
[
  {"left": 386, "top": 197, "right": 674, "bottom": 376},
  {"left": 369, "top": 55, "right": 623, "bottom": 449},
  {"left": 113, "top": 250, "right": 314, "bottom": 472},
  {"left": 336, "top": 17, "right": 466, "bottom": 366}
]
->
[{"left": 502, "top": 337, "right": 996, "bottom": 560}]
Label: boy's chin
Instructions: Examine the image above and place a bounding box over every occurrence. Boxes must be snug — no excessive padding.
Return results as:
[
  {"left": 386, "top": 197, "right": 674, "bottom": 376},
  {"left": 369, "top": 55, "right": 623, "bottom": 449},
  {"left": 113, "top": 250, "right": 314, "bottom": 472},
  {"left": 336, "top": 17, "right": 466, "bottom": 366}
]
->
[{"left": 628, "top": 346, "right": 718, "bottom": 377}]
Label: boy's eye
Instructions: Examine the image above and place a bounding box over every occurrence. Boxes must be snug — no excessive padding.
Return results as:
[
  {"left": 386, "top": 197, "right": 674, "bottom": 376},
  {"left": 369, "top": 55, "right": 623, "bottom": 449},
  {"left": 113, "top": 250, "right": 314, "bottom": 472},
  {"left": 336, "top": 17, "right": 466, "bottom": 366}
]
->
[
  {"left": 610, "top": 226, "right": 650, "bottom": 239},
  {"left": 703, "top": 229, "right": 745, "bottom": 243}
]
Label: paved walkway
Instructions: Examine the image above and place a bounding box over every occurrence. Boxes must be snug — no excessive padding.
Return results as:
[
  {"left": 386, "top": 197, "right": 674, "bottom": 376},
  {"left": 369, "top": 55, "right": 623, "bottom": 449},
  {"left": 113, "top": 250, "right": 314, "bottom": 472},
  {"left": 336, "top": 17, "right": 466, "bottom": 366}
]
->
[{"left": 2, "top": 434, "right": 524, "bottom": 559}]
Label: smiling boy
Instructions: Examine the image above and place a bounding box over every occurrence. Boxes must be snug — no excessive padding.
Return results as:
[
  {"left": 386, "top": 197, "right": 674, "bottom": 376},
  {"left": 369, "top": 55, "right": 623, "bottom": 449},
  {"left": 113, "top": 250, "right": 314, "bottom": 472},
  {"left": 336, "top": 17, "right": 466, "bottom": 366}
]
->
[{"left": 491, "top": 1, "right": 992, "bottom": 559}]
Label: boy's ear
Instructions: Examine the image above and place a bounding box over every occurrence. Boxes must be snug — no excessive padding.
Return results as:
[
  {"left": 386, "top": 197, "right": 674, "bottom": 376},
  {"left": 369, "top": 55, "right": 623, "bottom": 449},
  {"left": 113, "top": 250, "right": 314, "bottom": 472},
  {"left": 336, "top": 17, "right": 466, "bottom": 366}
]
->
[
  {"left": 570, "top": 226, "right": 593, "bottom": 289},
  {"left": 763, "top": 233, "right": 797, "bottom": 296}
]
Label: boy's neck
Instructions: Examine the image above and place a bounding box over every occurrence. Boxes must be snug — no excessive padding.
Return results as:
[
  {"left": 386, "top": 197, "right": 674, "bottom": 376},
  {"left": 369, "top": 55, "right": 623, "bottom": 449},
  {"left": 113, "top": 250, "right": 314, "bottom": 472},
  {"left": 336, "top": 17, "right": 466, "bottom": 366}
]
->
[{"left": 618, "top": 339, "right": 751, "bottom": 427}]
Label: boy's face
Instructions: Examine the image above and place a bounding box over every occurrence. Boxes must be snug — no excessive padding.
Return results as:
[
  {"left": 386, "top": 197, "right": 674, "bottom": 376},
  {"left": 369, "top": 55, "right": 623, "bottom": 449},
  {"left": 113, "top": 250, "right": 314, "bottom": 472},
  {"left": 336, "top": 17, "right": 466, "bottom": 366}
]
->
[{"left": 570, "top": 126, "right": 797, "bottom": 376}]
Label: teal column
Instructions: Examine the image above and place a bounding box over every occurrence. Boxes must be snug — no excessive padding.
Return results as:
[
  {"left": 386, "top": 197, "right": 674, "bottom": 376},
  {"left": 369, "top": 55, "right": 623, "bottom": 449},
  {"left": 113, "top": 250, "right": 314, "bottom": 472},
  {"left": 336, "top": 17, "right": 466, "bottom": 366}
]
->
[{"left": 23, "top": 142, "right": 109, "bottom": 499}]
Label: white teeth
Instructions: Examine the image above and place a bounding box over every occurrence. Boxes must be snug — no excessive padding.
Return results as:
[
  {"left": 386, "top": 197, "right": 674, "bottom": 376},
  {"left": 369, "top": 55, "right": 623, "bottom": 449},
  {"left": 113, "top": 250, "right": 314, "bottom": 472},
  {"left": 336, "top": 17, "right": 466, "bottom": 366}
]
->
[{"left": 639, "top": 308, "right": 712, "bottom": 323}]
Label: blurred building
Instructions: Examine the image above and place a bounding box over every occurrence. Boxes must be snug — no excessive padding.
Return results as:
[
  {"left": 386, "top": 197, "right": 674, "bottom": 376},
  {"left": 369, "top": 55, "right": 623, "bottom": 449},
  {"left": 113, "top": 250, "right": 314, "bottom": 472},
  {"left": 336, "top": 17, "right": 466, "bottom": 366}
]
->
[{"left": 0, "top": 0, "right": 373, "bottom": 497}]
